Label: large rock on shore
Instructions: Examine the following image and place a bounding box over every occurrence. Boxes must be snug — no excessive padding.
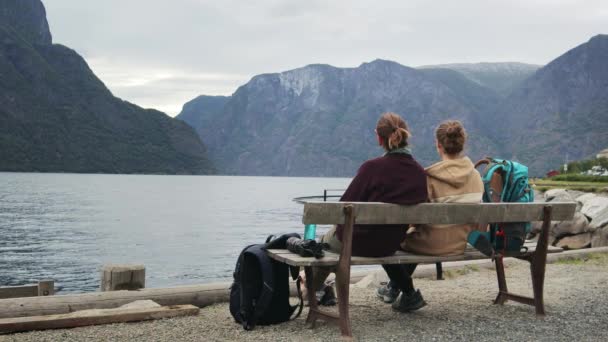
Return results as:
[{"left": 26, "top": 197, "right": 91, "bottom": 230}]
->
[
  {"left": 591, "top": 228, "right": 608, "bottom": 247},
  {"left": 551, "top": 212, "right": 592, "bottom": 237},
  {"left": 555, "top": 233, "right": 592, "bottom": 250},
  {"left": 544, "top": 189, "right": 573, "bottom": 202}
]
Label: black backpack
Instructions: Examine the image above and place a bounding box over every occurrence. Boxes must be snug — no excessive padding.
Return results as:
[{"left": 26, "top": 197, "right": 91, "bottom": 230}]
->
[{"left": 229, "top": 233, "right": 303, "bottom": 330}]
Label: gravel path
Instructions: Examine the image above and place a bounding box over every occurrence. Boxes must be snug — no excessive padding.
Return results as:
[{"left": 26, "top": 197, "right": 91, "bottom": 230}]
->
[{"left": 2, "top": 254, "right": 607, "bottom": 342}]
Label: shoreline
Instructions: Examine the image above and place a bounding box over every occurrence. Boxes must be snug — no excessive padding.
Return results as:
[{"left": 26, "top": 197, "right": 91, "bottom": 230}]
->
[{"left": 2, "top": 249, "right": 607, "bottom": 341}]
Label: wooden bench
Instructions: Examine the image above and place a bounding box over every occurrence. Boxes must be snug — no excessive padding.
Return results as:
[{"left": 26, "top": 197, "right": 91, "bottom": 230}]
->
[{"left": 267, "top": 202, "right": 576, "bottom": 339}]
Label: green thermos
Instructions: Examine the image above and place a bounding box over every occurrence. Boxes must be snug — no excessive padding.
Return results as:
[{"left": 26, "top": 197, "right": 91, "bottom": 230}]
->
[{"left": 304, "top": 224, "right": 317, "bottom": 240}]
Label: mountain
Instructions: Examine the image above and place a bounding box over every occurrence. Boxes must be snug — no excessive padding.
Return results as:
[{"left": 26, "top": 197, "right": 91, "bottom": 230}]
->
[
  {"left": 179, "top": 60, "right": 501, "bottom": 176},
  {"left": 0, "top": 0, "right": 215, "bottom": 174},
  {"left": 496, "top": 35, "right": 608, "bottom": 175},
  {"left": 176, "top": 95, "right": 230, "bottom": 139},
  {"left": 419, "top": 62, "right": 540, "bottom": 97},
  {"left": 180, "top": 36, "right": 607, "bottom": 177}
]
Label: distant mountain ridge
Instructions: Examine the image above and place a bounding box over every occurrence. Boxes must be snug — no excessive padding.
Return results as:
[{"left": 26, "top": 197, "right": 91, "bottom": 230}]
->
[
  {"left": 179, "top": 36, "right": 607, "bottom": 177},
  {"left": 0, "top": 0, "right": 215, "bottom": 174},
  {"left": 418, "top": 62, "right": 541, "bottom": 96},
  {"left": 179, "top": 59, "right": 501, "bottom": 176},
  {"left": 497, "top": 34, "right": 608, "bottom": 174}
]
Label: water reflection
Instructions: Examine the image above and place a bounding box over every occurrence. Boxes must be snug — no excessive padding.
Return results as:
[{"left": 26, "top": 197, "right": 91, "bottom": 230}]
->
[{"left": 0, "top": 173, "right": 350, "bottom": 293}]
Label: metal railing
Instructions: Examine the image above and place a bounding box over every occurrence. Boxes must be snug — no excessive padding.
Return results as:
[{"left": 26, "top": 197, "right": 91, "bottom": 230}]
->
[{"left": 293, "top": 189, "right": 345, "bottom": 204}]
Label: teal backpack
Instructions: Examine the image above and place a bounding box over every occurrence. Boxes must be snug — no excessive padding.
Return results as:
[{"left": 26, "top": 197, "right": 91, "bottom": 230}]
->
[{"left": 468, "top": 158, "right": 534, "bottom": 256}]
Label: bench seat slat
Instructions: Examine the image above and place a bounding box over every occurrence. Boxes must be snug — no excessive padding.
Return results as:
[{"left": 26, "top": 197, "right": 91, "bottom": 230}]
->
[
  {"left": 267, "top": 244, "right": 562, "bottom": 267},
  {"left": 303, "top": 202, "right": 576, "bottom": 225}
]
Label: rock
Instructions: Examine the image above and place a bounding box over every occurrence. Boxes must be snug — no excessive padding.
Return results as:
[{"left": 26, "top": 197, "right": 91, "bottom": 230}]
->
[
  {"left": 544, "top": 189, "right": 572, "bottom": 202},
  {"left": 589, "top": 208, "right": 608, "bottom": 230},
  {"left": 551, "top": 212, "right": 592, "bottom": 237},
  {"left": 555, "top": 233, "right": 592, "bottom": 250},
  {"left": 120, "top": 300, "right": 161, "bottom": 309},
  {"left": 529, "top": 221, "right": 545, "bottom": 236},
  {"left": 591, "top": 228, "right": 608, "bottom": 247},
  {"left": 354, "top": 272, "right": 381, "bottom": 289},
  {"left": 580, "top": 195, "right": 608, "bottom": 221},
  {"left": 566, "top": 190, "right": 586, "bottom": 200},
  {"left": 578, "top": 193, "right": 598, "bottom": 209}
]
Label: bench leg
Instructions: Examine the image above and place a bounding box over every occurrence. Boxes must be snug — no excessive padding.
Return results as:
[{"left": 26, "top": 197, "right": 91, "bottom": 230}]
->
[
  {"left": 304, "top": 266, "right": 319, "bottom": 328},
  {"left": 493, "top": 255, "right": 508, "bottom": 305},
  {"left": 529, "top": 205, "right": 552, "bottom": 315},
  {"left": 335, "top": 262, "right": 351, "bottom": 339},
  {"left": 435, "top": 262, "right": 444, "bottom": 280},
  {"left": 530, "top": 258, "right": 546, "bottom": 315}
]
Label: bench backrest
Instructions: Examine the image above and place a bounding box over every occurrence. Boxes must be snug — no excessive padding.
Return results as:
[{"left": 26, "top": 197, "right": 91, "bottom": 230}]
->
[{"left": 302, "top": 202, "right": 576, "bottom": 225}]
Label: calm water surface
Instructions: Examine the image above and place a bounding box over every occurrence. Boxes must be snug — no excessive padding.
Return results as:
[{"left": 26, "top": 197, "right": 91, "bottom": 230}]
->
[{"left": 0, "top": 173, "right": 351, "bottom": 293}]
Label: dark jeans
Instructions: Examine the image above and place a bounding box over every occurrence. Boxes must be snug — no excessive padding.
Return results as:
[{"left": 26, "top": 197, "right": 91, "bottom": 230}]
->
[{"left": 382, "top": 263, "right": 418, "bottom": 295}]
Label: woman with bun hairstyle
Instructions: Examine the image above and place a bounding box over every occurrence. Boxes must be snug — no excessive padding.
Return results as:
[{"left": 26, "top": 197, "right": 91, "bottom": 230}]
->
[
  {"left": 310, "top": 112, "right": 428, "bottom": 304},
  {"left": 378, "top": 120, "right": 484, "bottom": 312}
]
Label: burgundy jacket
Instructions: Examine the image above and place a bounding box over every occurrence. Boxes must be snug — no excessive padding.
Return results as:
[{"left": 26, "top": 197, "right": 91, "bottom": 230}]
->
[{"left": 337, "top": 153, "right": 428, "bottom": 257}]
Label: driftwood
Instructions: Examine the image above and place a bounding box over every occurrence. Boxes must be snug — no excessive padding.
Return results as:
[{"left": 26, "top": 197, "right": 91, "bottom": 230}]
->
[
  {"left": 0, "top": 283, "right": 225, "bottom": 319},
  {"left": 0, "top": 302, "right": 198, "bottom": 334}
]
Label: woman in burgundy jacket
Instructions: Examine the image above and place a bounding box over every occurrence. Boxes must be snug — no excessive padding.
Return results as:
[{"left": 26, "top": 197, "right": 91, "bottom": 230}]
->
[{"left": 311, "top": 112, "right": 428, "bottom": 305}]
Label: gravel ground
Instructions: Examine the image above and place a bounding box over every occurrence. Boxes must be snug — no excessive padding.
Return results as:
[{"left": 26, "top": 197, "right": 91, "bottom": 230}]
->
[{"left": 2, "top": 254, "right": 607, "bottom": 342}]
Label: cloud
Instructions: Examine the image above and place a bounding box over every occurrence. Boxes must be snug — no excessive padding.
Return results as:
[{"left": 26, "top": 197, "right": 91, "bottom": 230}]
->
[{"left": 42, "top": 0, "right": 608, "bottom": 116}]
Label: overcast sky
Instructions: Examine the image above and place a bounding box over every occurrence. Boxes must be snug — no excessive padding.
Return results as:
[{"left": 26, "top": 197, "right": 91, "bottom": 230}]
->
[{"left": 43, "top": 0, "right": 608, "bottom": 116}]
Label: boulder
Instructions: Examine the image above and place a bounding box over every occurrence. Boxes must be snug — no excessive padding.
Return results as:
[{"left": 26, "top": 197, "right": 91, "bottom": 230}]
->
[
  {"left": 555, "top": 233, "right": 592, "bottom": 250},
  {"left": 544, "top": 189, "right": 572, "bottom": 202},
  {"left": 529, "top": 221, "right": 545, "bottom": 236},
  {"left": 577, "top": 193, "right": 598, "bottom": 212},
  {"left": 566, "top": 190, "right": 586, "bottom": 200},
  {"left": 551, "top": 212, "right": 592, "bottom": 237},
  {"left": 580, "top": 195, "right": 608, "bottom": 221},
  {"left": 589, "top": 208, "right": 608, "bottom": 230},
  {"left": 591, "top": 228, "right": 608, "bottom": 248}
]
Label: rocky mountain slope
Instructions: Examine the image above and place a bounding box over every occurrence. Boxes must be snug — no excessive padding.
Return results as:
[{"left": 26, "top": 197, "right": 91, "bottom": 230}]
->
[
  {"left": 0, "top": 0, "right": 215, "bottom": 174},
  {"left": 496, "top": 34, "right": 608, "bottom": 175},
  {"left": 179, "top": 60, "right": 501, "bottom": 176},
  {"left": 419, "top": 62, "right": 540, "bottom": 97},
  {"left": 177, "top": 96, "right": 231, "bottom": 140},
  {"left": 180, "top": 36, "right": 607, "bottom": 177}
]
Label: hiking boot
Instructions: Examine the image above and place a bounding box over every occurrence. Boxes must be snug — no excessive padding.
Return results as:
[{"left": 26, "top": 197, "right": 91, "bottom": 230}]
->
[
  {"left": 315, "top": 285, "right": 337, "bottom": 306},
  {"left": 376, "top": 282, "right": 400, "bottom": 303},
  {"left": 392, "top": 289, "right": 427, "bottom": 312},
  {"left": 320, "top": 285, "right": 337, "bottom": 306}
]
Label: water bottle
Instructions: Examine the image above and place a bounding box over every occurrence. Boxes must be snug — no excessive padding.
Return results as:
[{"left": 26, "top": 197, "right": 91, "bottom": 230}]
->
[{"left": 304, "top": 224, "right": 317, "bottom": 240}]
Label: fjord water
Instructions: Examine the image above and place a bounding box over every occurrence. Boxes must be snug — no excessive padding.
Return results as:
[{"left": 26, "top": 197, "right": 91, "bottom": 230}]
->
[{"left": 0, "top": 173, "right": 350, "bottom": 293}]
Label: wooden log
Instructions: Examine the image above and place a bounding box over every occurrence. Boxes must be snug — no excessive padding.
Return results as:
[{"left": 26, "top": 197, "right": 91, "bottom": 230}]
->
[
  {"left": 0, "top": 304, "right": 199, "bottom": 334},
  {"left": 0, "top": 283, "right": 227, "bottom": 319},
  {"left": 302, "top": 202, "right": 577, "bottom": 225},
  {"left": 0, "top": 271, "right": 371, "bottom": 320},
  {"left": 101, "top": 264, "right": 145, "bottom": 291},
  {"left": 0, "top": 285, "right": 38, "bottom": 300},
  {"left": 37, "top": 280, "right": 54, "bottom": 297}
]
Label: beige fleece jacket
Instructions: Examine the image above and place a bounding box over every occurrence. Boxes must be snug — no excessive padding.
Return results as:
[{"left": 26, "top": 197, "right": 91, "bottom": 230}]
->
[{"left": 401, "top": 156, "right": 484, "bottom": 256}]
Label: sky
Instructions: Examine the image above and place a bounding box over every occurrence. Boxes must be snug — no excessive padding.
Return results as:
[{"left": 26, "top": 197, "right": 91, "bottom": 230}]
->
[{"left": 42, "top": 0, "right": 608, "bottom": 117}]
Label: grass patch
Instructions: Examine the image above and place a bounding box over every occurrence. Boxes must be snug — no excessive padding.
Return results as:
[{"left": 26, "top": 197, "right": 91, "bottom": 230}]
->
[
  {"left": 554, "top": 253, "right": 608, "bottom": 265},
  {"left": 532, "top": 178, "right": 608, "bottom": 193}
]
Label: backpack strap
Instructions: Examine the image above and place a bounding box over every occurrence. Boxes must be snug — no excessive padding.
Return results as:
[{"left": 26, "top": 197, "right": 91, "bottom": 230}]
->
[
  {"left": 474, "top": 157, "right": 492, "bottom": 168},
  {"left": 290, "top": 275, "right": 304, "bottom": 320}
]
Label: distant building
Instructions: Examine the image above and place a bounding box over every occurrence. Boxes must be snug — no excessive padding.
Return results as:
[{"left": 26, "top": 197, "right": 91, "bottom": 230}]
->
[
  {"left": 546, "top": 170, "right": 560, "bottom": 178},
  {"left": 597, "top": 148, "right": 608, "bottom": 159}
]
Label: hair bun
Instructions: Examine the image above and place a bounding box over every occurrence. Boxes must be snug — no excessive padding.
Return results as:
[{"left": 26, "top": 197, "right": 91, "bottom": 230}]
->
[{"left": 435, "top": 120, "right": 466, "bottom": 155}]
